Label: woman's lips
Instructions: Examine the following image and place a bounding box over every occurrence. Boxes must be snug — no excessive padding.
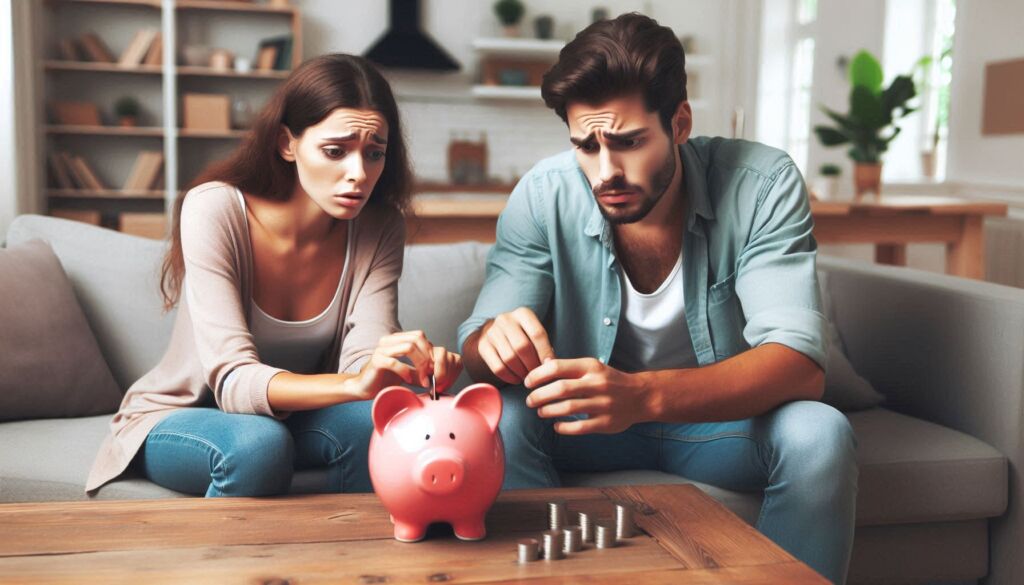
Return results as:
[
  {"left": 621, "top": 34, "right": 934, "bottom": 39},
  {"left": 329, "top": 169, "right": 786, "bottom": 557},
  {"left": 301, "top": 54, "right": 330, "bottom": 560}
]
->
[{"left": 334, "top": 193, "right": 365, "bottom": 207}]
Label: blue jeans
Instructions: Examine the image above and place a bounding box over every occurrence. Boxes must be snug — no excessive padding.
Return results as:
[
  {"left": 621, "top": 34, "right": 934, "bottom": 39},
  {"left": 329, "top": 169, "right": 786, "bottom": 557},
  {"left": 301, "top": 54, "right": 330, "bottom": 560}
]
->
[
  {"left": 498, "top": 386, "right": 858, "bottom": 585},
  {"left": 139, "top": 400, "right": 375, "bottom": 497}
]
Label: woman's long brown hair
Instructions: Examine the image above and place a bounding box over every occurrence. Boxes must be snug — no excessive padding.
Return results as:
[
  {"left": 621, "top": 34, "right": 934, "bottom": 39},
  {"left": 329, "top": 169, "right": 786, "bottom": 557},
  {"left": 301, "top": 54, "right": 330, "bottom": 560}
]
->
[{"left": 159, "top": 53, "right": 414, "bottom": 310}]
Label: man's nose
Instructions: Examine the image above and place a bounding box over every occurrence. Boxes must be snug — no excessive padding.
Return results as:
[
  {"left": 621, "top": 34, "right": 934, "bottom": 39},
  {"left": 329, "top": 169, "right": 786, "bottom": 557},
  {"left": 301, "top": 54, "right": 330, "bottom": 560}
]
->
[{"left": 597, "top": 148, "right": 623, "bottom": 185}]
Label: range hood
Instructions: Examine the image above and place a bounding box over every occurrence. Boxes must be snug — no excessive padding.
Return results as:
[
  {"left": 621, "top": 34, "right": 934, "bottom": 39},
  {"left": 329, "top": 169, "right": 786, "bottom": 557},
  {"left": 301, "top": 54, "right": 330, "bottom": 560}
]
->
[{"left": 364, "top": 0, "right": 460, "bottom": 71}]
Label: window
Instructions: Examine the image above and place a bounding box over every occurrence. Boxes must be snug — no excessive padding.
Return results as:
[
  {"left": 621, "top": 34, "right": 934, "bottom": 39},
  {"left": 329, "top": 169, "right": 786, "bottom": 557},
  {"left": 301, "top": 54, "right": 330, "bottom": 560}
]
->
[{"left": 756, "top": 0, "right": 817, "bottom": 175}]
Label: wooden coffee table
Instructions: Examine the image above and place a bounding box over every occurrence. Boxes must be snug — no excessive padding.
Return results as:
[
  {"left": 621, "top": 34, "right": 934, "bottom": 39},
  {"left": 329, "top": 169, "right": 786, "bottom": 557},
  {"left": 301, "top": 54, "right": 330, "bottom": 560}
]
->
[{"left": 0, "top": 484, "right": 827, "bottom": 584}]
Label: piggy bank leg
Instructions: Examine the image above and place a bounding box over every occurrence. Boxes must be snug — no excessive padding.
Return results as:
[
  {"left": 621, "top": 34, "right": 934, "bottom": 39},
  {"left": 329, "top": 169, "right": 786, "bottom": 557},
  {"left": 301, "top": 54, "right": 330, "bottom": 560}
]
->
[
  {"left": 451, "top": 516, "right": 487, "bottom": 541},
  {"left": 393, "top": 519, "right": 427, "bottom": 543}
]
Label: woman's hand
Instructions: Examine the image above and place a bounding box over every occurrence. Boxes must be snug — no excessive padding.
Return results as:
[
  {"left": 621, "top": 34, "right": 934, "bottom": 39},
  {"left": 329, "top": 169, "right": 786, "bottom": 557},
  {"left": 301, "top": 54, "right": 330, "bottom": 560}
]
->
[{"left": 345, "top": 331, "right": 463, "bottom": 401}]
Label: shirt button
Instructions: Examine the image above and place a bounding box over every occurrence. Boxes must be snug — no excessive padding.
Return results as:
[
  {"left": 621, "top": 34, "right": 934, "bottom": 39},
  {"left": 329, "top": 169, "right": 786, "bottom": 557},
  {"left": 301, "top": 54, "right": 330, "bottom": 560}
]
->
[
  {"left": 598, "top": 356, "right": 607, "bottom": 364},
  {"left": 603, "top": 317, "right": 612, "bottom": 326}
]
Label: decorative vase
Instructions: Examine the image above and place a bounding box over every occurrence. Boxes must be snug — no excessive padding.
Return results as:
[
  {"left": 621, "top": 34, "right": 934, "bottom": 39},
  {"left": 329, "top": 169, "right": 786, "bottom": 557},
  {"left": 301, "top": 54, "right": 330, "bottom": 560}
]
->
[
  {"left": 118, "top": 116, "right": 137, "bottom": 128},
  {"left": 920, "top": 150, "right": 937, "bottom": 179},
  {"left": 534, "top": 15, "right": 554, "bottom": 40},
  {"left": 812, "top": 176, "right": 840, "bottom": 201},
  {"left": 854, "top": 162, "right": 883, "bottom": 198}
]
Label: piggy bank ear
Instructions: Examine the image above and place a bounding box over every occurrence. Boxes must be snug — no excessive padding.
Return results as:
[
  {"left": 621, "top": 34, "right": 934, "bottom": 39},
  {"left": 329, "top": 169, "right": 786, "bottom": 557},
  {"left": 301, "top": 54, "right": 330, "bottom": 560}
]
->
[
  {"left": 372, "top": 386, "right": 423, "bottom": 433},
  {"left": 451, "top": 383, "right": 502, "bottom": 432}
]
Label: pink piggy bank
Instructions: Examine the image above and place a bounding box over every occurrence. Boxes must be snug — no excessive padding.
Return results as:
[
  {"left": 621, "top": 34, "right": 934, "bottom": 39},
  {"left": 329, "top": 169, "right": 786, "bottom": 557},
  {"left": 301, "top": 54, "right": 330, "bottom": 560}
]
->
[{"left": 369, "top": 383, "right": 504, "bottom": 542}]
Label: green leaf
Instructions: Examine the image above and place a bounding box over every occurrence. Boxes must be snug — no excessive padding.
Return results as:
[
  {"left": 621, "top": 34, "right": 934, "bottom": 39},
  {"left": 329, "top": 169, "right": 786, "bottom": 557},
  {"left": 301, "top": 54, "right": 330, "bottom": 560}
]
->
[
  {"left": 850, "top": 85, "right": 884, "bottom": 129},
  {"left": 881, "top": 75, "right": 917, "bottom": 116},
  {"left": 849, "top": 50, "right": 883, "bottom": 93},
  {"left": 814, "top": 126, "right": 850, "bottom": 146},
  {"left": 821, "top": 107, "right": 856, "bottom": 132}
]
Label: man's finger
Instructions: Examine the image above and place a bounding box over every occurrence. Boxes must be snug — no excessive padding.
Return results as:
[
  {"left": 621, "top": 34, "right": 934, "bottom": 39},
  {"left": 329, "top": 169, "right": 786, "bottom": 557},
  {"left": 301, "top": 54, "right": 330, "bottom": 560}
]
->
[
  {"left": 504, "top": 322, "right": 542, "bottom": 372},
  {"left": 524, "top": 357, "right": 595, "bottom": 388},
  {"left": 488, "top": 329, "right": 529, "bottom": 380},
  {"left": 517, "top": 309, "right": 556, "bottom": 362},
  {"left": 536, "top": 397, "right": 602, "bottom": 418},
  {"left": 554, "top": 416, "right": 609, "bottom": 435},
  {"left": 479, "top": 340, "right": 521, "bottom": 385},
  {"left": 526, "top": 378, "right": 587, "bottom": 408}
]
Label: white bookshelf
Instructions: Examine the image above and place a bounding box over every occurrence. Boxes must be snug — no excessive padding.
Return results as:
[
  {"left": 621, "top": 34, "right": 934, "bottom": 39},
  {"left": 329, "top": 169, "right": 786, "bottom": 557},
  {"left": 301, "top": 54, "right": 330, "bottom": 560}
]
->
[{"left": 37, "top": 0, "right": 302, "bottom": 236}]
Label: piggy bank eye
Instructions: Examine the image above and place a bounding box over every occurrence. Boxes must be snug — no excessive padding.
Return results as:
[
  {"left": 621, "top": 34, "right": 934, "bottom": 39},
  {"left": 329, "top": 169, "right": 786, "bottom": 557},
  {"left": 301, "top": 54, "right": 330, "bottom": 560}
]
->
[
  {"left": 449, "top": 432, "right": 456, "bottom": 440},
  {"left": 425, "top": 434, "right": 430, "bottom": 440}
]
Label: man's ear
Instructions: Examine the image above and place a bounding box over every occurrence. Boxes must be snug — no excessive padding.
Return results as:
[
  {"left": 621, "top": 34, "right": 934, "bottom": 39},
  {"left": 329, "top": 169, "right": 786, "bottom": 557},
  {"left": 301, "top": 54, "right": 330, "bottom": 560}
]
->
[
  {"left": 670, "top": 100, "right": 693, "bottom": 145},
  {"left": 278, "top": 125, "right": 297, "bottom": 162}
]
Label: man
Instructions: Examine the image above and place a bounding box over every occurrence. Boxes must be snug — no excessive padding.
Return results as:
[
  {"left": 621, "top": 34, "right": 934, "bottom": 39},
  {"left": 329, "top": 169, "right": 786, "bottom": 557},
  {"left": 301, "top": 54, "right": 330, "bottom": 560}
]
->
[{"left": 456, "top": 12, "right": 857, "bottom": 585}]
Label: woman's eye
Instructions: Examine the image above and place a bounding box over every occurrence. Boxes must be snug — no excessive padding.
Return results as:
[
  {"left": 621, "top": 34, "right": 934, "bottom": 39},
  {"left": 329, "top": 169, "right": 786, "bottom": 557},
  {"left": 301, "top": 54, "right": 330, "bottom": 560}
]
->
[
  {"left": 322, "top": 147, "right": 344, "bottom": 159},
  {"left": 368, "top": 150, "right": 386, "bottom": 161}
]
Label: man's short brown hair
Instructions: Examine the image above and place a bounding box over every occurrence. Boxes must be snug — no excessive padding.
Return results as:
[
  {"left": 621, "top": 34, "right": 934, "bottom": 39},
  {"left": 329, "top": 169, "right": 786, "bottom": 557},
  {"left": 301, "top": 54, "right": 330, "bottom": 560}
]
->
[{"left": 541, "top": 13, "right": 687, "bottom": 134}]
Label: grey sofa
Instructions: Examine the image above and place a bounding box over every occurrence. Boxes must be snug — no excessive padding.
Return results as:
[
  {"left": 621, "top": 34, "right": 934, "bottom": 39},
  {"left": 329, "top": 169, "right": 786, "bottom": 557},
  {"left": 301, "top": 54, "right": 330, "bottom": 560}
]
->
[{"left": 1, "top": 214, "right": 1019, "bottom": 585}]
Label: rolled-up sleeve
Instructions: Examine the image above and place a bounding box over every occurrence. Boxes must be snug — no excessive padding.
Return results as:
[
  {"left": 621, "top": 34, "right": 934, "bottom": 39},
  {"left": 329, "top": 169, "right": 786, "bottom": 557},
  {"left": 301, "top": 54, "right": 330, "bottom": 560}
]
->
[
  {"left": 734, "top": 162, "right": 829, "bottom": 371},
  {"left": 456, "top": 174, "right": 554, "bottom": 353}
]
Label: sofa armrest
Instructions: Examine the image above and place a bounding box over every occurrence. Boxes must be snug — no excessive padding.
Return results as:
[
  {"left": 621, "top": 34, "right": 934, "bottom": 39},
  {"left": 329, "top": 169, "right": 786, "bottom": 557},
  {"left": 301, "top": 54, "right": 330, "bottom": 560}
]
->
[{"left": 819, "top": 254, "right": 1024, "bottom": 584}]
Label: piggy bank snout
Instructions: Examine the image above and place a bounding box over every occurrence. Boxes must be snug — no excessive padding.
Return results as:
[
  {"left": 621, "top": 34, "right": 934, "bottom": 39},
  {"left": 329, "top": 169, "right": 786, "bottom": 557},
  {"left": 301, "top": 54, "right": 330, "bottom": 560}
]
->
[{"left": 415, "top": 449, "right": 465, "bottom": 495}]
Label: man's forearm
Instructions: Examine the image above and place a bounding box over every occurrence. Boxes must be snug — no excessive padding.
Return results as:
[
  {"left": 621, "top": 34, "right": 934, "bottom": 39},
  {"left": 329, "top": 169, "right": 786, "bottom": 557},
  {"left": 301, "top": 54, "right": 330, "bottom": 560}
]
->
[{"left": 640, "top": 343, "right": 825, "bottom": 423}]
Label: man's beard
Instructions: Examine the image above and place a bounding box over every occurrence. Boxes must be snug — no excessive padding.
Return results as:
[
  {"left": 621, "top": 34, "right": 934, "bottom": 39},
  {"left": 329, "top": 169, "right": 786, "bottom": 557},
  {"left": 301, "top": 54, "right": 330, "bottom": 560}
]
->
[{"left": 593, "top": 147, "right": 677, "bottom": 225}]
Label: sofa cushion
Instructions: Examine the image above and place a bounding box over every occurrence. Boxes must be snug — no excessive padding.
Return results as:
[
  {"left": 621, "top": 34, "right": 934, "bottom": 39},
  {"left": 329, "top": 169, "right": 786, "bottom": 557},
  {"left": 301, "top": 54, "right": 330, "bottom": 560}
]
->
[
  {"left": 562, "top": 407, "right": 1007, "bottom": 527},
  {"left": 819, "top": 271, "right": 886, "bottom": 411},
  {"left": 5, "top": 215, "right": 175, "bottom": 391},
  {"left": 0, "top": 240, "right": 121, "bottom": 421}
]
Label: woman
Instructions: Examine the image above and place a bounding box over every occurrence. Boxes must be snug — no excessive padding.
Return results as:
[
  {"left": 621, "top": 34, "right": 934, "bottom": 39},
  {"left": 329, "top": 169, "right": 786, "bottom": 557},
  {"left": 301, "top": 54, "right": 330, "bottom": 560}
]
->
[{"left": 85, "top": 54, "right": 460, "bottom": 497}]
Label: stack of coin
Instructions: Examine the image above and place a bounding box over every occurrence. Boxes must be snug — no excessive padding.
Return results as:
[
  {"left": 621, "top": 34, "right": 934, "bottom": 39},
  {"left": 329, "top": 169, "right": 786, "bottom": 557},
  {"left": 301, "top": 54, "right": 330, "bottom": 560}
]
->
[
  {"left": 547, "top": 500, "right": 568, "bottom": 531},
  {"left": 517, "top": 538, "right": 540, "bottom": 563},
  {"left": 562, "top": 525, "right": 583, "bottom": 553},
  {"left": 594, "top": 522, "right": 616, "bottom": 549},
  {"left": 577, "top": 511, "right": 593, "bottom": 543},
  {"left": 614, "top": 502, "right": 635, "bottom": 540},
  {"left": 542, "top": 529, "right": 566, "bottom": 560}
]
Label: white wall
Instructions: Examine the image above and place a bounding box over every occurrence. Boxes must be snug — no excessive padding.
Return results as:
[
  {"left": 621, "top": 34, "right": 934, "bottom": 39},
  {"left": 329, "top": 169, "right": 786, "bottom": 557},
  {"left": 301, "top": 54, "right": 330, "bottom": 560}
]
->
[
  {"left": 0, "top": 0, "right": 16, "bottom": 237},
  {"left": 945, "top": 0, "right": 1024, "bottom": 188}
]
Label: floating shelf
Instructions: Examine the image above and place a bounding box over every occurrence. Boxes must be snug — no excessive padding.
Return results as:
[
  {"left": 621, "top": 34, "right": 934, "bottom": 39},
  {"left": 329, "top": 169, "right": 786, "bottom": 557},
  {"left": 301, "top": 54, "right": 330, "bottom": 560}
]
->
[
  {"left": 471, "top": 37, "right": 565, "bottom": 58},
  {"left": 56, "top": 0, "right": 161, "bottom": 9},
  {"left": 176, "top": 0, "right": 298, "bottom": 15},
  {"left": 178, "top": 128, "right": 249, "bottom": 139},
  {"left": 470, "top": 85, "right": 542, "bottom": 100}
]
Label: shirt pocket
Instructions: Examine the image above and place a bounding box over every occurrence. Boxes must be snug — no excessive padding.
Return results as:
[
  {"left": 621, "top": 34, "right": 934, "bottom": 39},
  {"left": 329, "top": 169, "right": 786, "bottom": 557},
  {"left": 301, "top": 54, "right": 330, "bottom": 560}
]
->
[{"left": 707, "top": 272, "right": 750, "bottom": 360}]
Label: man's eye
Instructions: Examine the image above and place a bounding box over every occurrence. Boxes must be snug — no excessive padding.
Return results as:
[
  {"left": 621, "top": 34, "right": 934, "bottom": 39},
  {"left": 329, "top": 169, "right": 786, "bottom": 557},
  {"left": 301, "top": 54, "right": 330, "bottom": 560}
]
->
[
  {"left": 579, "top": 142, "right": 598, "bottom": 153},
  {"left": 322, "top": 147, "right": 344, "bottom": 159}
]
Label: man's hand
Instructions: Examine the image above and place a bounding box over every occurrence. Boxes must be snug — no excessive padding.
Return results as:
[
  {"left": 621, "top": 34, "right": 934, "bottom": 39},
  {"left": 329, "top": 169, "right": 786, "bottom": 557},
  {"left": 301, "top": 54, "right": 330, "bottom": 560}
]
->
[
  {"left": 523, "top": 358, "right": 658, "bottom": 435},
  {"left": 472, "top": 307, "right": 556, "bottom": 385}
]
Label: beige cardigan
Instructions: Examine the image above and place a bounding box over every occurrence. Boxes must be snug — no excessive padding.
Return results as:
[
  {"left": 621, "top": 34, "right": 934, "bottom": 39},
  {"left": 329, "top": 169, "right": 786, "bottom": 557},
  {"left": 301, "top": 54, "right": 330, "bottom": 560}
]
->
[{"left": 86, "top": 182, "right": 404, "bottom": 493}]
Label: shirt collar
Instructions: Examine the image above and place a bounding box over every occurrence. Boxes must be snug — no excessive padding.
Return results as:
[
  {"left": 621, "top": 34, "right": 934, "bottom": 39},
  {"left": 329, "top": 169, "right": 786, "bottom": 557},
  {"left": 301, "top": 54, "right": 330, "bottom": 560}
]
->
[{"left": 583, "top": 141, "right": 714, "bottom": 242}]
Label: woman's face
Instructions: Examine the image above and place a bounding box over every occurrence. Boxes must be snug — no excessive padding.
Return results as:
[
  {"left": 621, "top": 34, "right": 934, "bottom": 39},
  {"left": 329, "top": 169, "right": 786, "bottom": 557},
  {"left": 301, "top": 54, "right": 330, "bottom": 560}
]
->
[{"left": 280, "top": 107, "right": 389, "bottom": 220}]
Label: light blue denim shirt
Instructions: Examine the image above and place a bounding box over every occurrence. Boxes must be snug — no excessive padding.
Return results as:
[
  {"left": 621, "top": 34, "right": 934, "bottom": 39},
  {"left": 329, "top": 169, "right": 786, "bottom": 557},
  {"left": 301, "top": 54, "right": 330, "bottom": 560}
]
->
[{"left": 457, "top": 136, "right": 829, "bottom": 372}]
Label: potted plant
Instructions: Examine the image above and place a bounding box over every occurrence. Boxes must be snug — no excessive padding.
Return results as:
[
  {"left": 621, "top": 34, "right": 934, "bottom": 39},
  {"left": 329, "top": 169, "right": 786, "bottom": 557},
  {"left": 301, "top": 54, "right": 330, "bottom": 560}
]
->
[
  {"left": 114, "top": 96, "right": 141, "bottom": 127},
  {"left": 813, "top": 50, "right": 918, "bottom": 197},
  {"left": 812, "top": 163, "right": 842, "bottom": 201},
  {"left": 493, "top": 0, "right": 525, "bottom": 37}
]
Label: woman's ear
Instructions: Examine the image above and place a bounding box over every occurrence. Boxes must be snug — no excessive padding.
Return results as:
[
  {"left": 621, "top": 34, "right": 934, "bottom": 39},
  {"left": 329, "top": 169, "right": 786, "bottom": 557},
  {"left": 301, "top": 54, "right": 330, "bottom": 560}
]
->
[
  {"left": 278, "top": 125, "right": 297, "bottom": 162},
  {"left": 671, "top": 101, "right": 693, "bottom": 145}
]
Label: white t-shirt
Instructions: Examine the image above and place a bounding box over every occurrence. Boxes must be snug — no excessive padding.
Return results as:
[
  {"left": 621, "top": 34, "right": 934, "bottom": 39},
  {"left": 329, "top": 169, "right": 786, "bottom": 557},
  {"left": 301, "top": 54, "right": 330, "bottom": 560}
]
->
[{"left": 609, "top": 253, "right": 699, "bottom": 373}]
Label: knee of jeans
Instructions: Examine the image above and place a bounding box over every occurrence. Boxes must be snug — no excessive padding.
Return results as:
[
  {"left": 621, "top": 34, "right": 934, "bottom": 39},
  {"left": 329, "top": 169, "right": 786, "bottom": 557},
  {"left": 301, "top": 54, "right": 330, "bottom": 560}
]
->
[
  {"left": 497, "top": 386, "right": 547, "bottom": 442},
  {"left": 216, "top": 417, "right": 295, "bottom": 495},
  {"left": 775, "top": 401, "right": 858, "bottom": 483}
]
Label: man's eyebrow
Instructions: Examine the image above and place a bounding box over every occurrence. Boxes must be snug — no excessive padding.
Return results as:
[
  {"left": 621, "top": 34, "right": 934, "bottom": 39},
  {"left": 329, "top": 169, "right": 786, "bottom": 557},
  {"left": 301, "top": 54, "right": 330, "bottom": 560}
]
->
[
  {"left": 322, "top": 133, "right": 388, "bottom": 145},
  {"left": 569, "top": 128, "right": 648, "bottom": 146}
]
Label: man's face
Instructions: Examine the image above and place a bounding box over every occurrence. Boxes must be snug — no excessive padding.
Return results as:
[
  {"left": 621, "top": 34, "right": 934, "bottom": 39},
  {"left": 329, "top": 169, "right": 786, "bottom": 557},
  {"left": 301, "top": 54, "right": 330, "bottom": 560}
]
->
[{"left": 567, "top": 94, "right": 687, "bottom": 225}]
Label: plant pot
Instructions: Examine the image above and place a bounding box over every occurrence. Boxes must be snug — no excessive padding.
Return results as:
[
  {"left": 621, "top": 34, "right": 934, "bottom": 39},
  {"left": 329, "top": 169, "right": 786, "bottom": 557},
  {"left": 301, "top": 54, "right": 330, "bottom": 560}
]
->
[
  {"left": 118, "top": 116, "right": 137, "bottom": 128},
  {"left": 854, "top": 162, "right": 882, "bottom": 197},
  {"left": 502, "top": 24, "right": 521, "bottom": 38},
  {"left": 534, "top": 15, "right": 554, "bottom": 40}
]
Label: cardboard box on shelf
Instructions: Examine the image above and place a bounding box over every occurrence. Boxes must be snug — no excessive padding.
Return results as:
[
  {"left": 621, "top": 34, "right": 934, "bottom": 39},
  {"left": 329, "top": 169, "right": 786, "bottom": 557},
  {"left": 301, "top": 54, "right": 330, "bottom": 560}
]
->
[
  {"left": 120, "top": 213, "right": 168, "bottom": 240},
  {"left": 183, "top": 93, "right": 231, "bottom": 131},
  {"left": 51, "top": 101, "right": 102, "bottom": 126},
  {"left": 50, "top": 209, "right": 102, "bottom": 226}
]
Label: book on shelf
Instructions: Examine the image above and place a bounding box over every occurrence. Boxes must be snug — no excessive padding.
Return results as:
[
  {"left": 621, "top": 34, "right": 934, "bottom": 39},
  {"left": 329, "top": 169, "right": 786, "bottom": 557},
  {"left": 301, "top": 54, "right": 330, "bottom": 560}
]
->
[
  {"left": 124, "top": 151, "right": 164, "bottom": 191},
  {"left": 51, "top": 101, "right": 101, "bottom": 126},
  {"left": 142, "top": 32, "right": 163, "bottom": 66},
  {"left": 63, "top": 154, "right": 106, "bottom": 191},
  {"left": 78, "top": 33, "right": 115, "bottom": 63},
  {"left": 256, "top": 35, "right": 292, "bottom": 71},
  {"left": 119, "top": 28, "right": 159, "bottom": 68},
  {"left": 56, "top": 39, "right": 80, "bottom": 61},
  {"left": 48, "top": 152, "right": 75, "bottom": 189}
]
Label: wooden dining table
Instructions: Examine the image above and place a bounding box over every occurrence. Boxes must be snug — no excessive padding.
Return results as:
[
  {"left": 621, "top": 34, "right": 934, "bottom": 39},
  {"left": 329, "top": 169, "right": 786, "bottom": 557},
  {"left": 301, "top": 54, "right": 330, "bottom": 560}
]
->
[{"left": 408, "top": 193, "right": 1008, "bottom": 280}]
